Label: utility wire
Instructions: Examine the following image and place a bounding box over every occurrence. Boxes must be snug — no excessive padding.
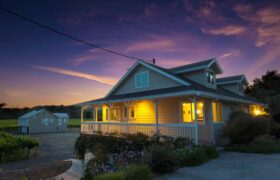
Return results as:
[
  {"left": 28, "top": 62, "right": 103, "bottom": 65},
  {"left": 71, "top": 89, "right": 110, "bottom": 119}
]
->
[{"left": 0, "top": 5, "right": 146, "bottom": 61}]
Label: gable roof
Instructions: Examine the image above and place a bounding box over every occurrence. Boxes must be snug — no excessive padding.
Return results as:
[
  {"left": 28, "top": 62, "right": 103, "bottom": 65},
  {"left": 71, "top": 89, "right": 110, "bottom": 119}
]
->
[
  {"left": 19, "top": 109, "right": 44, "bottom": 119},
  {"left": 170, "top": 58, "right": 223, "bottom": 74},
  {"left": 53, "top": 113, "right": 69, "bottom": 118},
  {"left": 217, "top": 74, "right": 248, "bottom": 85},
  {"left": 105, "top": 60, "right": 191, "bottom": 97}
]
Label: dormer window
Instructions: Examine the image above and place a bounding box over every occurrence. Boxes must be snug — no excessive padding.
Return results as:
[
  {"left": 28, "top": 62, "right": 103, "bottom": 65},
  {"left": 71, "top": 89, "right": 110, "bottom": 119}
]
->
[
  {"left": 206, "top": 70, "right": 215, "bottom": 85},
  {"left": 135, "top": 71, "right": 149, "bottom": 88}
]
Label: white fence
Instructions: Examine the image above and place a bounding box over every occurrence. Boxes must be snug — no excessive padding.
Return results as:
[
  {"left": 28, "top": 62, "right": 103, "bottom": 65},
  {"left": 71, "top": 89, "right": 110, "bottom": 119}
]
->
[{"left": 81, "top": 122, "right": 197, "bottom": 142}]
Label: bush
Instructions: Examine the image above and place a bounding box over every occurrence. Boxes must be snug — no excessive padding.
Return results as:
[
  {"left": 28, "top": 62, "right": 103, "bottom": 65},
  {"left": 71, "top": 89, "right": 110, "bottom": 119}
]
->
[
  {"left": 95, "top": 164, "right": 153, "bottom": 180},
  {"left": 173, "top": 137, "right": 193, "bottom": 149},
  {"left": 149, "top": 145, "right": 178, "bottom": 173},
  {"left": 270, "top": 123, "right": 280, "bottom": 139},
  {"left": 176, "top": 146, "right": 218, "bottom": 167},
  {"left": 225, "top": 135, "right": 280, "bottom": 154},
  {"left": 223, "top": 112, "right": 270, "bottom": 144}
]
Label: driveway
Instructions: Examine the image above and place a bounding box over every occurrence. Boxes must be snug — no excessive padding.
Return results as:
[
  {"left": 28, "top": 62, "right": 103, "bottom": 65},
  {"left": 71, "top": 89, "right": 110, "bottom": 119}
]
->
[
  {"left": 158, "top": 151, "right": 280, "bottom": 180},
  {"left": 1, "top": 131, "right": 80, "bottom": 170}
]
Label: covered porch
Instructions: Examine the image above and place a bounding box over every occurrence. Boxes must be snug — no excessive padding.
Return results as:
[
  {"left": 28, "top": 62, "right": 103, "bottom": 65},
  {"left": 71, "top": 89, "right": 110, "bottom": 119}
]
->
[{"left": 80, "top": 95, "right": 224, "bottom": 144}]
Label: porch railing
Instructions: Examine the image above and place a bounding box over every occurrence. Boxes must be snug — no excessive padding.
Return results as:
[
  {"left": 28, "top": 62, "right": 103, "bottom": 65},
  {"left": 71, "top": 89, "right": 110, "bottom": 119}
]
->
[{"left": 81, "top": 121, "right": 197, "bottom": 142}]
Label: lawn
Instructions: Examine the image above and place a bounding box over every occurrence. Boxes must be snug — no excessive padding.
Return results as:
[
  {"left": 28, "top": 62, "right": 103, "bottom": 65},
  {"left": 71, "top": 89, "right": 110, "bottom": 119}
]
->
[{"left": 0, "top": 119, "right": 81, "bottom": 130}]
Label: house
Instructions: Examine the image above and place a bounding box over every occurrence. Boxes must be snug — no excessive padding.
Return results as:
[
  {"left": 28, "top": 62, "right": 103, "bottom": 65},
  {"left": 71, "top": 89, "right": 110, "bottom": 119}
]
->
[
  {"left": 18, "top": 109, "right": 69, "bottom": 134},
  {"left": 78, "top": 58, "right": 266, "bottom": 144}
]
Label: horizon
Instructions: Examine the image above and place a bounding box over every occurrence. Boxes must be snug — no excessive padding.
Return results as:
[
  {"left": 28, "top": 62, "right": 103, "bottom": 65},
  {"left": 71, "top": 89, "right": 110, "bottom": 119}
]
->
[{"left": 0, "top": 0, "right": 280, "bottom": 108}]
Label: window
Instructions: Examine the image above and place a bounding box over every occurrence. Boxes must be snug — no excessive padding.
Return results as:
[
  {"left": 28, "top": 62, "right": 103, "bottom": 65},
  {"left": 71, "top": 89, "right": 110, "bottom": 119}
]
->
[
  {"left": 123, "top": 107, "right": 128, "bottom": 118},
  {"left": 135, "top": 71, "right": 149, "bottom": 88},
  {"left": 129, "top": 106, "right": 135, "bottom": 119},
  {"left": 206, "top": 71, "right": 215, "bottom": 85},
  {"left": 212, "top": 102, "right": 222, "bottom": 123},
  {"left": 110, "top": 108, "right": 120, "bottom": 121},
  {"left": 182, "top": 102, "right": 204, "bottom": 123}
]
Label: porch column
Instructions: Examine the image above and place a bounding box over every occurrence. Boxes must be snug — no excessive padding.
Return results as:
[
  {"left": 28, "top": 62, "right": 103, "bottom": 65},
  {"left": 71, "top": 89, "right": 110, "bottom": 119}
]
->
[
  {"left": 81, "top": 106, "right": 84, "bottom": 122},
  {"left": 92, "top": 105, "right": 95, "bottom": 133},
  {"left": 124, "top": 102, "right": 130, "bottom": 134},
  {"left": 193, "top": 96, "right": 198, "bottom": 144},
  {"left": 154, "top": 98, "right": 159, "bottom": 136},
  {"left": 107, "top": 104, "right": 111, "bottom": 134},
  {"left": 209, "top": 99, "right": 215, "bottom": 144}
]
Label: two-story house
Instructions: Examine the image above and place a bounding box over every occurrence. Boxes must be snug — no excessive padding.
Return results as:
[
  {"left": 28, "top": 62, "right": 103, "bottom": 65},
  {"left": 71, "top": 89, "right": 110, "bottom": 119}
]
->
[{"left": 79, "top": 58, "right": 266, "bottom": 144}]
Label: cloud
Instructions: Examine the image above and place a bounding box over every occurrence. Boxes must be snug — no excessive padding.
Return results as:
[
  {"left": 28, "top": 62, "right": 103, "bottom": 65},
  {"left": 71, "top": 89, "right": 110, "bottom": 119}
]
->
[
  {"left": 201, "top": 25, "right": 247, "bottom": 36},
  {"left": 32, "top": 65, "right": 117, "bottom": 86},
  {"left": 220, "top": 53, "right": 232, "bottom": 59},
  {"left": 125, "top": 39, "right": 174, "bottom": 53}
]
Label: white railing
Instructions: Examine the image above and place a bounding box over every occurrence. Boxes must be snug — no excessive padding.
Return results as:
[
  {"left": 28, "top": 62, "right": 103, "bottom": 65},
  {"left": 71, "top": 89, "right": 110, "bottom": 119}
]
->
[{"left": 81, "top": 121, "right": 197, "bottom": 142}]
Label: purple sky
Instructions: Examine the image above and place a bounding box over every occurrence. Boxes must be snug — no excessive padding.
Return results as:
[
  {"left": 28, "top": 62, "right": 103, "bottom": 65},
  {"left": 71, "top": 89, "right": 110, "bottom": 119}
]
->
[{"left": 0, "top": 0, "right": 279, "bottom": 107}]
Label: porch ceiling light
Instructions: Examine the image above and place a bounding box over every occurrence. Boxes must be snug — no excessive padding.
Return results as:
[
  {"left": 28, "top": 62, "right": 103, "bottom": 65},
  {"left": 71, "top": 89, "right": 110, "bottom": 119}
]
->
[
  {"left": 199, "top": 102, "right": 204, "bottom": 107},
  {"left": 197, "top": 109, "right": 201, "bottom": 114},
  {"left": 254, "top": 109, "right": 260, "bottom": 116}
]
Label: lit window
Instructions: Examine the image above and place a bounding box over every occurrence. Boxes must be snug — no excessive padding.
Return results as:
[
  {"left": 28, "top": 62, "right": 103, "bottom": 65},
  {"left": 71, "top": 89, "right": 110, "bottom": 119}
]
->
[
  {"left": 212, "top": 102, "right": 223, "bottom": 123},
  {"left": 182, "top": 102, "right": 204, "bottom": 123},
  {"left": 135, "top": 71, "right": 149, "bottom": 88},
  {"left": 110, "top": 108, "right": 120, "bottom": 121},
  {"left": 206, "top": 71, "right": 215, "bottom": 85}
]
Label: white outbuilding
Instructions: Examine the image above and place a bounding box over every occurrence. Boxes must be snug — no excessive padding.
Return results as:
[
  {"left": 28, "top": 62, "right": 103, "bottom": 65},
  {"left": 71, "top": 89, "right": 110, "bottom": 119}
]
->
[{"left": 18, "top": 109, "right": 69, "bottom": 134}]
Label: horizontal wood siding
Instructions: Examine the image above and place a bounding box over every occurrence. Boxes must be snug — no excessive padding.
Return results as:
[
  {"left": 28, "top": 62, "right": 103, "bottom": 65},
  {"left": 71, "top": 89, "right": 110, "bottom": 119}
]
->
[
  {"left": 113, "top": 65, "right": 181, "bottom": 95},
  {"left": 29, "top": 111, "right": 58, "bottom": 133}
]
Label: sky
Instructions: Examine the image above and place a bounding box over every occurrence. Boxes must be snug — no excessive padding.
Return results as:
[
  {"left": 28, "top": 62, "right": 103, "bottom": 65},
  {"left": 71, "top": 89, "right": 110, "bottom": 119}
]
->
[{"left": 0, "top": 0, "right": 279, "bottom": 108}]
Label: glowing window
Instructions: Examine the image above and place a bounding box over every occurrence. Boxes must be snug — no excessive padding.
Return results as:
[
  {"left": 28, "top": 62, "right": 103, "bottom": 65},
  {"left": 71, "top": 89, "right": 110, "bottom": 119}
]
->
[
  {"left": 212, "top": 102, "right": 223, "bottom": 123},
  {"left": 182, "top": 102, "right": 204, "bottom": 123}
]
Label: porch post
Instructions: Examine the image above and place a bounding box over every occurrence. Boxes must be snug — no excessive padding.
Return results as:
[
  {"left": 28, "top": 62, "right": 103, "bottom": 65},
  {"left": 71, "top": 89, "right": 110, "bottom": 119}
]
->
[
  {"left": 209, "top": 99, "right": 215, "bottom": 144},
  {"left": 107, "top": 104, "right": 111, "bottom": 134},
  {"left": 193, "top": 96, "right": 198, "bottom": 144},
  {"left": 154, "top": 98, "right": 159, "bottom": 136},
  {"left": 81, "top": 106, "right": 84, "bottom": 122},
  {"left": 125, "top": 102, "right": 129, "bottom": 134}
]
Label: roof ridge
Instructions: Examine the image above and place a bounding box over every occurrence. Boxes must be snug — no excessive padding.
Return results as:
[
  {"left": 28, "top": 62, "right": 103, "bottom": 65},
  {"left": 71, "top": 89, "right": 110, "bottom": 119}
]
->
[{"left": 169, "top": 58, "right": 215, "bottom": 70}]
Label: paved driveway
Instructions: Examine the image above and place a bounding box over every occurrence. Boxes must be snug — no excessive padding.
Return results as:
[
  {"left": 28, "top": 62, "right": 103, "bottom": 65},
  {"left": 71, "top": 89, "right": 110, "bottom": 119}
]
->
[
  {"left": 1, "top": 131, "right": 80, "bottom": 170},
  {"left": 158, "top": 151, "right": 280, "bottom": 180}
]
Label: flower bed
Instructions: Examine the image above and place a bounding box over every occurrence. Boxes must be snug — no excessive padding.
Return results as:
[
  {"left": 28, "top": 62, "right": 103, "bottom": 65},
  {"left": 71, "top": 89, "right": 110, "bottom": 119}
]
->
[
  {"left": 75, "top": 133, "right": 219, "bottom": 179},
  {"left": 0, "top": 131, "right": 39, "bottom": 162}
]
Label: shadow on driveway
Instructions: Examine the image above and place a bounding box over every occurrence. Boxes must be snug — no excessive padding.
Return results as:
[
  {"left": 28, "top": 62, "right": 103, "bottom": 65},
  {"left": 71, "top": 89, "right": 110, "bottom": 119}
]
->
[{"left": 1, "top": 131, "right": 80, "bottom": 170}]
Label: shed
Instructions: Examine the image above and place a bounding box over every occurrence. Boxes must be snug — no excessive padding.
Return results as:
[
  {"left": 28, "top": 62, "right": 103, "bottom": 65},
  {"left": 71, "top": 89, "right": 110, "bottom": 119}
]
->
[{"left": 18, "top": 109, "right": 69, "bottom": 134}]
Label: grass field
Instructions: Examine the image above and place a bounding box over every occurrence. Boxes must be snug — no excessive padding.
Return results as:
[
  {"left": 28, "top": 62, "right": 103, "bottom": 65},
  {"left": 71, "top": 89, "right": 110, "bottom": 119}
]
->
[{"left": 0, "top": 119, "right": 81, "bottom": 130}]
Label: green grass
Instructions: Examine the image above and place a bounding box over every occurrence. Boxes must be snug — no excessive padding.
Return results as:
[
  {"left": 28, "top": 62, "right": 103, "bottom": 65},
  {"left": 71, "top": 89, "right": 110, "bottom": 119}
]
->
[
  {"left": 0, "top": 119, "right": 18, "bottom": 130},
  {"left": 0, "top": 119, "right": 81, "bottom": 130}
]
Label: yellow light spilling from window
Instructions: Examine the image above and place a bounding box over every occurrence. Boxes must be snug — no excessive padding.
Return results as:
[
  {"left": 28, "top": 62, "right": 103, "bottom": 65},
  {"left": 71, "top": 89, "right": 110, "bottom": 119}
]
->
[
  {"left": 197, "top": 109, "right": 201, "bottom": 114},
  {"left": 254, "top": 109, "right": 261, "bottom": 116},
  {"left": 199, "top": 102, "right": 204, "bottom": 107}
]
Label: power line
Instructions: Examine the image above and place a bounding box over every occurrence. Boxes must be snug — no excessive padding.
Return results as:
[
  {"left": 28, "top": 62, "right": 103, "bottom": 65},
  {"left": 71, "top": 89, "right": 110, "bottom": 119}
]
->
[{"left": 0, "top": 5, "right": 146, "bottom": 61}]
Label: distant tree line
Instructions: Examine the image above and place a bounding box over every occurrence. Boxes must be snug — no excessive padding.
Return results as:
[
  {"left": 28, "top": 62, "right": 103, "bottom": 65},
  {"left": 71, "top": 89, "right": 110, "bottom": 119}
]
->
[{"left": 0, "top": 104, "right": 81, "bottom": 119}]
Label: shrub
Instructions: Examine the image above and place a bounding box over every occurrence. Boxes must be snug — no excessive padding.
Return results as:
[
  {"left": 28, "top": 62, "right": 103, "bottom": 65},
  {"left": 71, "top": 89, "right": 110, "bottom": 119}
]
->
[
  {"left": 83, "top": 146, "right": 109, "bottom": 179},
  {"left": 201, "top": 145, "right": 219, "bottom": 159},
  {"left": 95, "top": 164, "right": 153, "bottom": 180},
  {"left": 270, "top": 123, "right": 280, "bottom": 139},
  {"left": 225, "top": 135, "right": 280, "bottom": 154},
  {"left": 173, "top": 137, "right": 193, "bottom": 149},
  {"left": 149, "top": 145, "right": 178, "bottom": 173},
  {"left": 223, "top": 112, "right": 270, "bottom": 144},
  {"left": 126, "top": 133, "right": 150, "bottom": 151}
]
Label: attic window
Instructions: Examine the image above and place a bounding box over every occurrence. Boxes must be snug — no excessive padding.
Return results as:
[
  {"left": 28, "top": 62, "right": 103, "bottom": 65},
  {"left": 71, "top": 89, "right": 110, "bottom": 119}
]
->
[
  {"left": 206, "top": 71, "right": 215, "bottom": 85},
  {"left": 135, "top": 71, "right": 149, "bottom": 88}
]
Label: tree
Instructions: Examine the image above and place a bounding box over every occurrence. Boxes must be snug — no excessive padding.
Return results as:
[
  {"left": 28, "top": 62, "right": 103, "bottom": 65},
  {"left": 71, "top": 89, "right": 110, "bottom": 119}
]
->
[
  {"left": 0, "top": 103, "right": 7, "bottom": 109},
  {"left": 246, "top": 70, "right": 280, "bottom": 122}
]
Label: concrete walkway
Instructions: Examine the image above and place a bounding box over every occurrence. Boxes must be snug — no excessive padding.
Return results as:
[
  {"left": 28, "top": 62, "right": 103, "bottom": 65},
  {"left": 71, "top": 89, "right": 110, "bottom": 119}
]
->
[
  {"left": 158, "top": 151, "right": 280, "bottom": 180},
  {"left": 52, "top": 153, "right": 93, "bottom": 180},
  {"left": 52, "top": 159, "right": 83, "bottom": 180}
]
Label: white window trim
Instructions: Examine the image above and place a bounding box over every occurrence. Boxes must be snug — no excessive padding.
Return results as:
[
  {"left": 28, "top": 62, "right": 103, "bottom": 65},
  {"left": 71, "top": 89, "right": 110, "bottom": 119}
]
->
[
  {"left": 135, "top": 71, "right": 149, "bottom": 89},
  {"left": 179, "top": 101, "right": 206, "bottom": 125},
  {"left": 206, "top": 69, "right": 215, "bottom": 85}
]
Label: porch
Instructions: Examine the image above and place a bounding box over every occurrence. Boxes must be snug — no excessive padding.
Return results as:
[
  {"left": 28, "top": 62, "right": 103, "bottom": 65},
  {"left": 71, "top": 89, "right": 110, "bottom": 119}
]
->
[{"left": 80, "top": 95, "right": 224, "bottom": 144}]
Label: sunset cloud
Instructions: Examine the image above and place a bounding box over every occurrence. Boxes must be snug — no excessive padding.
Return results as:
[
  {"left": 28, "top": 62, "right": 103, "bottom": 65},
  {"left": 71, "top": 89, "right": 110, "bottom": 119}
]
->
[
  {"left": 125, "top": 39, "right": 174, "bottom": 53},
  {"left": 201, "top": 25, "right": 247, "bottom": 36},
  {"left": 32, "top": 65, "right": 117, "bottom": 86}
]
